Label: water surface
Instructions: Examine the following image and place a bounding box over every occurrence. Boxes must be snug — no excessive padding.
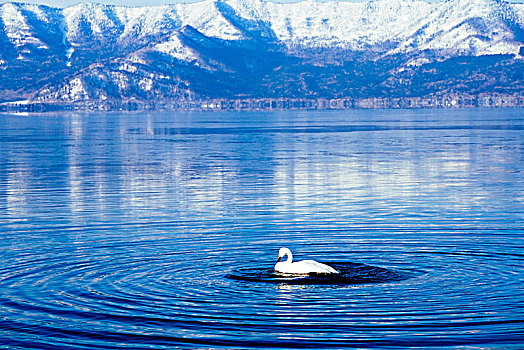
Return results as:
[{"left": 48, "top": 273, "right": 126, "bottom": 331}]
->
[{"left": 0, "top": 109, "right": 523, "bottom": 348}]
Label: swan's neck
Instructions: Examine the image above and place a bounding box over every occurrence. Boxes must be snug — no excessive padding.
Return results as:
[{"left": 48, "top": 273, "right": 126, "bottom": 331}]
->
[{"left": 285, "top": 250, "right": 293, "bottom": 263}]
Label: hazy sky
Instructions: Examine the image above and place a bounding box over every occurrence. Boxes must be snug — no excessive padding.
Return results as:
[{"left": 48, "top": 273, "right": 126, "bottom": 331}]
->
[{"left": 1, "top": 0, "right": 523, "bottom": 8}]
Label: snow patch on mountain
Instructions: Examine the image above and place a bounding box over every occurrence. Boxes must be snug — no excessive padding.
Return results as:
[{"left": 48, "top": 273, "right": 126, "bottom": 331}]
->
[
  {"left": 513, "top": 4, "right": 524, "bottom": 24},
  {"left": 113, "top": 5, "right": 179, "bottom": 40},
  {"left": 39, "top": 76, "right": 91, "bottom": 101},
  {"left": 61, "top": 0, "right": 244, "bottom": 46},
  {"left": 177, "top": 0, "right": 243, "bottom": 40},
  {"left": 1, "top": 3, "right": 47, "bottom": 49},
  {"left": 63, "top": 3, "right": 123, "bottom": 44},
  {"left": 153, "top": 32, "right": 201, "bottom": 63}
]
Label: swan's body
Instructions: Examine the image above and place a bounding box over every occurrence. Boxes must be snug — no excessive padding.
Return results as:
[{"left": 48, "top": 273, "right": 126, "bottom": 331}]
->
[{"left": 274, "top": 247, "right": 339, "bottom": 274}]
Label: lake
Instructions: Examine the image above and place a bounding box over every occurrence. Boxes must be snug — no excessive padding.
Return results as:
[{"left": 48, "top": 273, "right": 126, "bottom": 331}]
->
[{"left": 0, "top": 109, "right": 523, "bottom": 349}]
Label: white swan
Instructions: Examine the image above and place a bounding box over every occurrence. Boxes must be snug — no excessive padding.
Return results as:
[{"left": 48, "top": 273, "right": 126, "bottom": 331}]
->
[{"left": 274, "top": 247, "right": 339, "bottom": 274}]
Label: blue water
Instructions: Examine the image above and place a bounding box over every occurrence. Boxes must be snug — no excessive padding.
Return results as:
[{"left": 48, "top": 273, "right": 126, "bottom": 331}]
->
[{"left": 0, "top": 109, "right": 523, "bottom": 349}]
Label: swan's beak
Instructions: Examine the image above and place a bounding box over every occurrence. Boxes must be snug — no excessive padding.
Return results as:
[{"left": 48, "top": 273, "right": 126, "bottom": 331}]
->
[{"left": 276, "top": 255, "right": 282, "bottom": 263}]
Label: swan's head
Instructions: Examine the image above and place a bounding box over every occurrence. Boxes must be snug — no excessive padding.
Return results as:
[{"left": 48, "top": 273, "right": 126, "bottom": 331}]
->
[{"left": 277, "top": 247, "right": 292, "bottom": 262}]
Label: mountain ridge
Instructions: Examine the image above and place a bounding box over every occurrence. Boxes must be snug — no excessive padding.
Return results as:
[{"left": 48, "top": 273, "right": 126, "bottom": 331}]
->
[{"left": 0, "top": 0, "right": 523, "bottom": 109}]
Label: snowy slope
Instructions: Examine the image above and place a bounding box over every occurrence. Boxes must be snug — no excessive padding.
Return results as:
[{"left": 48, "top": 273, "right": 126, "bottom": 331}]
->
[
  {"left": 0, "top": 3, "right": 65, "bottom": 59},
  {"left": 1, "top": 0, "right": 522, "bottom": 61}
]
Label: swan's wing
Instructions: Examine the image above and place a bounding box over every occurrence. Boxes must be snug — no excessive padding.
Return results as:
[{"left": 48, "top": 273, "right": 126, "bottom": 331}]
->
[
  {"left": 275, "top": 261, "right": 308, "bottom": 274},
  {"left": 275, "top": 260, "right": 339, "bottom": 274},
  {"left": 300, "top": 260, "right": 339, "bottom": 274}
]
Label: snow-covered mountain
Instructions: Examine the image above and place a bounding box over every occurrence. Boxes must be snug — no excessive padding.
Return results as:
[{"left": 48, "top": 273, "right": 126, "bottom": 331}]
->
[{"left": 0, "top": 0, "right": 523, "bottom": 108}]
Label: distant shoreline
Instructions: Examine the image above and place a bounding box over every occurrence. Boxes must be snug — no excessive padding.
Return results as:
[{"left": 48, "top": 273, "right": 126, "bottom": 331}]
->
[{"left": 1, "top": 95, "right": 522, "bottom": 113}]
